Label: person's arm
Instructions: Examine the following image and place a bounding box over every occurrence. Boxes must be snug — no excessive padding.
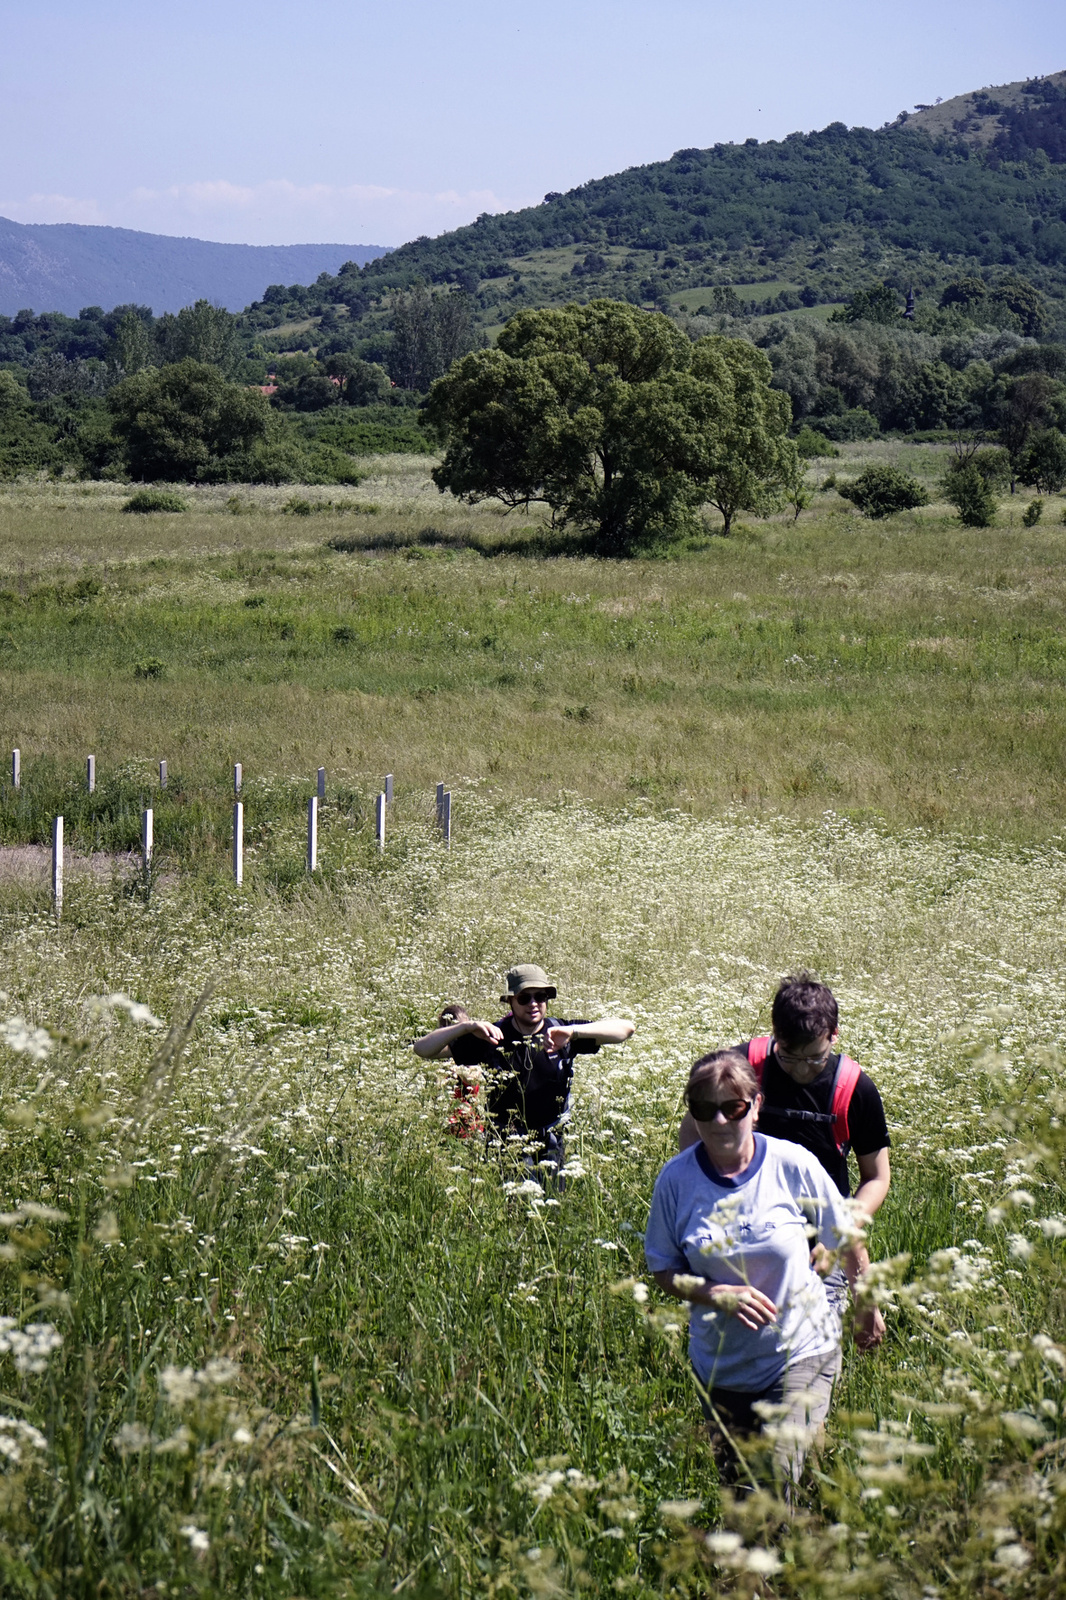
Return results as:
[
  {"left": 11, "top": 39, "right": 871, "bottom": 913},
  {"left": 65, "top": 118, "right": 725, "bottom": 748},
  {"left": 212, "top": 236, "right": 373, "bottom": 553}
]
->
[
  {"left": 842, "top": 1241, "right": 886, "bottom": 1352},
  {"left": 546, "top": 1017, "right": 635, "bottom": 1049},
  {"left": 651, "top": 1268, "right": 777, "bottom": 1333},
  {"left": 853, "top": 1147, "right": 891, "bottom": 1219},
  {"left": 412, "top": 1019, "right": 503, "bottom": 1060}
]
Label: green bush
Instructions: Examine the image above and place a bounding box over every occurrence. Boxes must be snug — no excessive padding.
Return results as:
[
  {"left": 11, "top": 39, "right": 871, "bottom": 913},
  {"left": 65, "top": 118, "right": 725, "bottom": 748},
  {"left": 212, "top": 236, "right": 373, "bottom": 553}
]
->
[
  {"left": 1022, "top": 497, "right": 1044, "bottom": 527},
  {"left": 819, "top": 408, "right": 880, "bottom": 442},
  {"left": 1019, "top": 428, "right": 1066, "bottom": 493},
  {"left": 943, "top": 462, "right": 997, "bottom": 527},
  {"left": 838, "top": 465, "right": 928, "bottom": 519},
  {"left": 794, "top": 426, "right": 840, "bottom": 458},
  {"left": 122, "top": 489, "right": 188, "bottom": 514},
  {"left": 133, "top": 656, "right": 165, "bottom": 678}
]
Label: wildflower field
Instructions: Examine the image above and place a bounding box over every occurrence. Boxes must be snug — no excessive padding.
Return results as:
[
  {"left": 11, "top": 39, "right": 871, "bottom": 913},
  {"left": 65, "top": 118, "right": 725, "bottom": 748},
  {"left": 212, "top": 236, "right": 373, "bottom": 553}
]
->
[{"left": 1, "top": 464, "right": 1066, "bottom": 1597}]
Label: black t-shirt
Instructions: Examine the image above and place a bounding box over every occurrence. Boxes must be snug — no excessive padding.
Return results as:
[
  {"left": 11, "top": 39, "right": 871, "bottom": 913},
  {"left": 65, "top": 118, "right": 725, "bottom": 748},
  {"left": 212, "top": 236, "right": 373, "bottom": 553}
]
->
[
  {"left": 450, "top": 1016, "right": 600, "bottom": 1135},
  {"left": 743, "top": 1040, "right": 890, "bottom": 1196}
]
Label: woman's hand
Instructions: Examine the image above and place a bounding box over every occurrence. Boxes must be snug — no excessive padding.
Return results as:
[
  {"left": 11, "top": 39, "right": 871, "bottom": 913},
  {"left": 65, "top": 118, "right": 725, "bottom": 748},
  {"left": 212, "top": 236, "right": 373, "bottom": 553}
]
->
[{"left": 703, "top": 1283, "right": 778, "bottom": 1332}]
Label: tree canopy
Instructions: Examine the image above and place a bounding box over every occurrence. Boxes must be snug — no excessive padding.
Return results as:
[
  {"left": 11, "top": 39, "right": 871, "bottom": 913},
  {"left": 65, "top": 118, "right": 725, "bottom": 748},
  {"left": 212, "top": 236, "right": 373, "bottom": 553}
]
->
[
  {"left": 424, "top": 300, "right": 796, "bottom": 550},
  {"left": 108, "top": 359, "right": 274, "bottom": 482}
]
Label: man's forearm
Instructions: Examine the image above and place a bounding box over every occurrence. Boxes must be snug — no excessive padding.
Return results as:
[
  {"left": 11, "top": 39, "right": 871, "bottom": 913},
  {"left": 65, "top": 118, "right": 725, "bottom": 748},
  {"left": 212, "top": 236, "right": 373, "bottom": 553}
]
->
[
  {"left": 853, "top": 1176, "right": 889, "bottom": 1217},
  {"left": 842, "top": 1242, "right": 872, "bottom": 1290},
  {"left": 572, "top": 1017, "right": 634, "bottom": 1044},
  {"left": 412, "top": 1022, "right": 471, "bottom": 1059}
]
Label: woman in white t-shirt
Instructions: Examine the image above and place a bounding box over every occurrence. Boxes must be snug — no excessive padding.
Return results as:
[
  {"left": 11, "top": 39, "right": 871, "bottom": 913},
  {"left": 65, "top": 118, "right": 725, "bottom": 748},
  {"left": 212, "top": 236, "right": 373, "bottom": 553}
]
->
[{"left": 644, "top": 1048, "right": 884, "bottom": 1489}]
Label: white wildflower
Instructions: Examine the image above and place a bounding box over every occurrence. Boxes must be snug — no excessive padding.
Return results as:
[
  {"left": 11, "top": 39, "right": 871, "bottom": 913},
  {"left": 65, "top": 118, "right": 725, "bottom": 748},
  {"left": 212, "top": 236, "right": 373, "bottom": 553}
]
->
[
  {"left": 706, "top": 1531, "right": 743, "bottom": 1555},
  {"left": 0, "top": 1018, "right": 52, "bottom": 1061},
  {"left": 1001, "top": 1411, "right": 1046, "bottom": 1440},
  {"left": 1008, "top": 1233, "right": 1033, "bottom": 1261},
  {"left": 102, "top": 994, "right": 164, "bottom": 1029},
  {"left": 113, "top": 1422, "right": 153, "bottom": 1455},
  {"left": 160, "top": 1365, "right": 201, "bottom": 1404},
  {"left": 0, "top": 1416, "right": 47, "bottom": 1465},
  {"left": 659, "top": 1499, "right": 702, "bottom": 1520},
  {"left": 994, "top": 1543, "right": 1031, "bottom": 1571},
  {"left": 180, "top": 1523, "right": 210, "bottom": 1553},
  {"left": 746, "top": 1548, "right": 783, "bottom": 1576},
  {"left": 0, "top": 1320, "right": 63, "bottom": 1373}
]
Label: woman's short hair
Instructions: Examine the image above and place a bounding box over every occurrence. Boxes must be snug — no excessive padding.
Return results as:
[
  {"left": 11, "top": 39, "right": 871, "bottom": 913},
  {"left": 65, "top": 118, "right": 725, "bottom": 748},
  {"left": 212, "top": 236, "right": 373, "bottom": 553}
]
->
[
  {"left": 687, "top": 1047, "right": 759, "bottom": 1102},
  {"left": 438, "top": 1002, "right": 470, "bottom": 1027}
]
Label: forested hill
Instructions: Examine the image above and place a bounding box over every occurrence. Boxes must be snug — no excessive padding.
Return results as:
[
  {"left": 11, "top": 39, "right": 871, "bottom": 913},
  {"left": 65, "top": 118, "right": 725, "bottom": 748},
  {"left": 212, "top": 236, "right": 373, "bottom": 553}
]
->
[
  {"left": 239, "top": 70, "right": 1066, "bottom": 352},
  {"left": 0, "top": 220, "right": 389, "bottom": 317}
]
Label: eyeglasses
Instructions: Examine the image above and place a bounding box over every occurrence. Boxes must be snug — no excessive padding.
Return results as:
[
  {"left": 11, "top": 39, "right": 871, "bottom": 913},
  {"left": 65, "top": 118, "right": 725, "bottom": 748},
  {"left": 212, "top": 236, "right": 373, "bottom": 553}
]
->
[
  {"left": 687, "top": 1097, "right": 752, "bottom": 1123},
  {"left": 515, "top": 990, "right": 551, "bottom": 1005},
  {"left": 775, "top": 1042, "right": 833, "bottom": 1067}
]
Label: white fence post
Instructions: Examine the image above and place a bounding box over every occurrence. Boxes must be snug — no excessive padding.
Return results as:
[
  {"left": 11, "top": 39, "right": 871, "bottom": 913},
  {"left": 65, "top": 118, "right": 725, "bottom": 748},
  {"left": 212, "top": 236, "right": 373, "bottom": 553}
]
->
[
  {"left": 159, "top": 759, "right": 167, "bottom": 790},
  {"left": 12, "top": 749, "right": 19, "bottom": 789},
  {"left": 86, "top": 755, "right": 95, "bottom": 794},
  {"left": 317, "top": 766, "right": 326, "bottom": 803},
  {"left": 376, "top": 791, "right": 386, "bottom": 852},
  {"left": 233, "top": 801, "right": 244, "bottom": 885},
  {"left": 307, "top": 794, "right": 318, "bottom": 872},
  {"left": 142, "top": 808, "right": 153, "bottom": 871},
  {"left": 385, "top": 773, "right": 394, "bottom": 804},
  {"left": 52, "top": 815, "right": 63, "bottom": 918},
  {"left": 234, "top": 762, "right": 243, "bottom": 796},
  {"left": 442, "top": 791, "right": 451, "bottom": 849}
]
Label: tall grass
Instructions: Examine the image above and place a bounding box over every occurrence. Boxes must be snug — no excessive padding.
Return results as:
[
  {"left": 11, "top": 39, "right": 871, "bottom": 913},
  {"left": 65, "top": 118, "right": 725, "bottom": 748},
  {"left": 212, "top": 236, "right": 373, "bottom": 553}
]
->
[
  {"left": 2, "top": 456, "right": 1066, "bottom": 836},
  {"left": 1, "top": 793, "right": 1065, "bottom": 1594}
]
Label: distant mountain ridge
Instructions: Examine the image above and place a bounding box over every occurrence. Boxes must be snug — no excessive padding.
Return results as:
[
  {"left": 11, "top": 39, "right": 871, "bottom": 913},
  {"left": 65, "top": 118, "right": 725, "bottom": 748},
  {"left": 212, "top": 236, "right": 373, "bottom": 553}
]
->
[{"left": 0, "top": 218, "right": 391, "bottom": 316}]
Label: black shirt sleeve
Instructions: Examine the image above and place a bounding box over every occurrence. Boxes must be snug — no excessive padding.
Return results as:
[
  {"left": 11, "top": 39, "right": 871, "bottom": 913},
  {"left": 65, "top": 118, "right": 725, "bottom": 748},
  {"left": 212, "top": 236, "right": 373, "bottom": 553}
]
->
[
  {"left": 447, "top": 1031, "right": 494, "bottom": 1068},
  {"left": 561, "top": 1021, "right": 601, "bottom": 1056},
  {"left": 847, "top": 1071, "right": 891, "bottom": 1157}
]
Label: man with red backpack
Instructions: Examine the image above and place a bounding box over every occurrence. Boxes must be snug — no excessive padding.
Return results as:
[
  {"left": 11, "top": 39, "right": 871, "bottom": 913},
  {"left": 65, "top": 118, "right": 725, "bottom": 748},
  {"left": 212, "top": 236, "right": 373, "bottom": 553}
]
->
[{"left": 678, "top": 973, "right": 889, "bottom": 1347}]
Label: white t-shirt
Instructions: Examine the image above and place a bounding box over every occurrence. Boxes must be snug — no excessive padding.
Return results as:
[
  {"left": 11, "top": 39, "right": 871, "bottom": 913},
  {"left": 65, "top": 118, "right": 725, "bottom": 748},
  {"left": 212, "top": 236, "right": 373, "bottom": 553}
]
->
[{"left": 644, "top": 1133, "right": 850, "bottom": 1392}]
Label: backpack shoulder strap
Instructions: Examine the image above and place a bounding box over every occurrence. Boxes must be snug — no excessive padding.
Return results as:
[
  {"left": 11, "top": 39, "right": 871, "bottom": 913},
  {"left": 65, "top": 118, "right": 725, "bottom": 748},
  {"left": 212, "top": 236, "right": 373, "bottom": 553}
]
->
[
  {"left": 831, "top": 1055, "right": 862, "bottom": 1151},
  {"left": 746, "top": 1036, "right": 771, "bottom": 1085}
]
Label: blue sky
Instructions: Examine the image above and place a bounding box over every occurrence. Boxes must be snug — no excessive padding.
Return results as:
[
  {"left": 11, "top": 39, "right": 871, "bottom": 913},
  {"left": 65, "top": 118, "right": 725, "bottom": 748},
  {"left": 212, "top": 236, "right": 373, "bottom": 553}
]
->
[{"left": 2, "top": 0, "right": 1064, "bottom": 247}]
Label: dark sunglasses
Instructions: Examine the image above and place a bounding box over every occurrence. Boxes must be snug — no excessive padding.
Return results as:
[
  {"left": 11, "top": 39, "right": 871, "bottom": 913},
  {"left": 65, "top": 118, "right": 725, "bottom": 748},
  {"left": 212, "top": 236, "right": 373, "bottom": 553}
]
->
[
  {"left": 687, "top": 1096, "right": 752, "bottom": 1123},
  {"left": 515, "top": 990, "right": 551, "bottom": 1005}
]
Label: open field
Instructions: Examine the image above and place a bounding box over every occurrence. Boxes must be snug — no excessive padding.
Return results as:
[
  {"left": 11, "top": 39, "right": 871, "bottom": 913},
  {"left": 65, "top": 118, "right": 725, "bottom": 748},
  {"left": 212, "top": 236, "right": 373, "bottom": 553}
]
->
[
  {"left": 1, "top": 455, "right": 1066, "bottom": 1595},
  {"left": 1, "top": 447, "right": 1066, "bottom": 843},
  {"left": 1, "top": 789, "right": 1065, "bottom": 1596}
]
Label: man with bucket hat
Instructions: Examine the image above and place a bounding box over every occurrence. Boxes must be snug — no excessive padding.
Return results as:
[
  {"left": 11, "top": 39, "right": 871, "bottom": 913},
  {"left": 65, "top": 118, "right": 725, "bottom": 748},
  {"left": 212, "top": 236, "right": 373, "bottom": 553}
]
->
[{"left": 413, "top": 964, "right": 635, "bottom": 1176}]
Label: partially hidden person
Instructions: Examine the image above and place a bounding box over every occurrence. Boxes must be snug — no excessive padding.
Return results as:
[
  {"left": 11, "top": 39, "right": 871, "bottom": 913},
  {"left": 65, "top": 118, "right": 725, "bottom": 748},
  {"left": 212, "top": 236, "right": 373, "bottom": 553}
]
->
[
  {"left": 431, "top": 1003, "right": 484, "bottom": 1138},
  {"left": 413, "top": 965, "right": 635, "bottom": 1176},
  {"left": 647, "top": 1048, "right": 885, "bottom": 1492},
  {"left": 678, "top": 973, "right": 890, "bottom": 1332}
]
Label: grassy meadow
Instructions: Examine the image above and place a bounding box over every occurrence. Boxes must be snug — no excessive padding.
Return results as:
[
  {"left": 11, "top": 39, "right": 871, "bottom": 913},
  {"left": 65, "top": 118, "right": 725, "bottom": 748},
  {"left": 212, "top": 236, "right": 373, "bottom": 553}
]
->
[{"left": 1, "top": 448, "right": 1066, "bottom": 1597}]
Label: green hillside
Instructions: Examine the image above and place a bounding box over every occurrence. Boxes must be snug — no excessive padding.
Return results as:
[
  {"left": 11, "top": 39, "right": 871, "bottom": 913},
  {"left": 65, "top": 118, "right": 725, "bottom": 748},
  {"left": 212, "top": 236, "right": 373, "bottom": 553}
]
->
[
  {"left": 5, "top": 70, "right": 1066, "bottom": 486},
  {"left": 235, "top": 69, "right": 1066, "bottom": 357}
]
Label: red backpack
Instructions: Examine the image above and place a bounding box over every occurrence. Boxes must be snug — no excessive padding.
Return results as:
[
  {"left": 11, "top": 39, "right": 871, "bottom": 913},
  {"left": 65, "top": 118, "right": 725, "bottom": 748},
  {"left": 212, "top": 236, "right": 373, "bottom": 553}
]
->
[{"left": 746, "top": 1036, "right": 861, "bottom": 1155}]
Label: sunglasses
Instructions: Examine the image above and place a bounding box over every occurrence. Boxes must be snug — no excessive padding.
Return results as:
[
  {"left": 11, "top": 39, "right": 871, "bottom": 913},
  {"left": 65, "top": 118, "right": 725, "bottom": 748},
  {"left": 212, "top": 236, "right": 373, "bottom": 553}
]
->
[
  {"left": 687, "top": 1096, "right": 753, "bottom": 1123},
  {"left": 515, "top": 990, "right": 551, "bottom": 1005}
]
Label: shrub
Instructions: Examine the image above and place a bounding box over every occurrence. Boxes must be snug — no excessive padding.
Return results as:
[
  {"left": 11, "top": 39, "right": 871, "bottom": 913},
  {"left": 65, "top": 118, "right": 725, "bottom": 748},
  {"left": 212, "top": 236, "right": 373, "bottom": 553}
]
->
[
  {"left": 1019, "top": 427, "right": 1066, "bottom": 493},
  {"left": 133, "top": 657, "right": 165, "bottom": 678},
  {"left": 122, "top": 489, "right": 187, "bottom": 514},
  {"left": 1022, "top": 497, "right": 1044, "bottom": 527},
  {"left": 819, "top": 408, "right": 880, "bottom": 442},
  {"left": 966, "top": 446, "right": 1012, "bottom": 491},
  {"left": 838, "top": 465, "right": 929, "bottom": 518},
  {"left": 794, "top": 426, "right": 840, "bottom": 458},
  {"left": 943, "top": 462, "right": 997, "bottom": 527}
]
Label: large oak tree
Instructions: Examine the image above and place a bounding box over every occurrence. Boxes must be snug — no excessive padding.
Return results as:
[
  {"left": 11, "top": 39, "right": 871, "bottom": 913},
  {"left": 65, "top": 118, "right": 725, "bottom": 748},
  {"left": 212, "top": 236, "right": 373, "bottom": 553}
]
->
[{"left": 424, "top": 300, "right": 797, "bottom": 552}]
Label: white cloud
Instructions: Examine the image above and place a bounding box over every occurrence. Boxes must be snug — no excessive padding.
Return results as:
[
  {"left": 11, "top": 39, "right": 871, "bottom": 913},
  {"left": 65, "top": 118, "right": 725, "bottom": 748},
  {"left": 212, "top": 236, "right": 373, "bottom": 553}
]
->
[
  {"left": 1, "top": 178, "right": 534, "bottom": 247},
  {"left": 0, "top": 192, "right": 107, "bottom": 225}
]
